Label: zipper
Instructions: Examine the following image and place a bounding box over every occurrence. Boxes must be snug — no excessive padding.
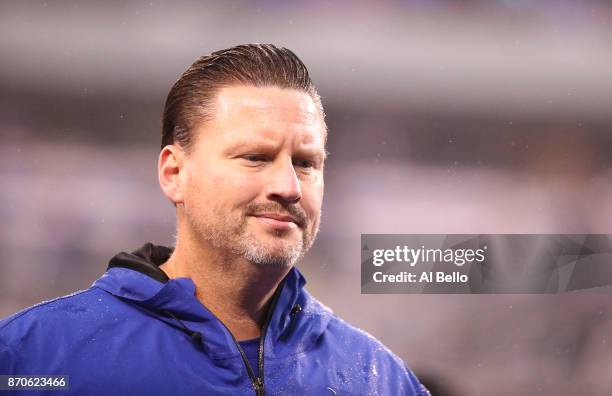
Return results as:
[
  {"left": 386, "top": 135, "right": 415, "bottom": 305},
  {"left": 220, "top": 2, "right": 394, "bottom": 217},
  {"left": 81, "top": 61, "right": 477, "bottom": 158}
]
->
[
  {"left": 164, "top": 282, "right": 285, "bottom": 395},
  {"left": 216, "top": 284, "right": 284, "bottom": 396},
  {"left": 228, "top": 331, "right": 262, "bottom": 395}
]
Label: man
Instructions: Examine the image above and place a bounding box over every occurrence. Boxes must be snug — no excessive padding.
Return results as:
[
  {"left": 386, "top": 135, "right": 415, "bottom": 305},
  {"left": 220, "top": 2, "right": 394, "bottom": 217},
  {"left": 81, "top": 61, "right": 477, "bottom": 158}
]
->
[{"left": 0, "top": 44, "right": 428, "bottom": 395}]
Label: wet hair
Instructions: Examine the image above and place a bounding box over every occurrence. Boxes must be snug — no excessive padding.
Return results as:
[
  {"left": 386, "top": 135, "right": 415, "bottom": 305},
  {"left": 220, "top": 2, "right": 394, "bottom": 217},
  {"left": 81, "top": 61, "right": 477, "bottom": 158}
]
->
[{"left": 161, "top": 44, "right": 325, "bottom": 151}]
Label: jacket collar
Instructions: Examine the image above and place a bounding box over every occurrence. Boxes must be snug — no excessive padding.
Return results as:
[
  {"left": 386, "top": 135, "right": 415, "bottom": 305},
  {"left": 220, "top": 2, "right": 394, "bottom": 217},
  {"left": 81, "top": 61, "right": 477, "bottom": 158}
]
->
[
  {"left": 107, "top": 242, "right": 171, "bottom": 283},
  {"left": 92, "top": 243, "right": 332, "bottom": 359}
]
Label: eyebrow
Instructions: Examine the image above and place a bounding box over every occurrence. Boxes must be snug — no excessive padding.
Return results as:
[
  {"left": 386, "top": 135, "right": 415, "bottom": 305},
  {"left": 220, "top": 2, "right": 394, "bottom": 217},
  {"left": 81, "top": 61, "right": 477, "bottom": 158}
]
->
[
  {"left": 222, "top": 139, "right": 327, "bottom": 160},
  {"left": 222, "top": 139, "right": 277, "bottom": 155}
]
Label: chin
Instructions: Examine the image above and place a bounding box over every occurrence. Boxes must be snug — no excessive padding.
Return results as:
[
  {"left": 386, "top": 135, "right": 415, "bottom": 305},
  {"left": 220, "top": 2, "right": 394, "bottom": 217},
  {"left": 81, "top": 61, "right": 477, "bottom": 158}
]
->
[
  {"left": 262, "top": 239, "right": 302, "bottom": 256},
  {"left": 250, "top": 224, "right": 301, "bottom": 241},
  {"left": 242, "top": 236, "right": 304, "bottom": 267}
]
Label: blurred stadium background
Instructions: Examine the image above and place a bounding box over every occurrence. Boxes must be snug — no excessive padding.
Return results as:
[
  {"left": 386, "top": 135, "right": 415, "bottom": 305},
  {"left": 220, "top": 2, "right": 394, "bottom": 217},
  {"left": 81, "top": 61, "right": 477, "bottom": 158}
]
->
[{"left": 2, "top": 1, "right": 612, "bottom": 394}]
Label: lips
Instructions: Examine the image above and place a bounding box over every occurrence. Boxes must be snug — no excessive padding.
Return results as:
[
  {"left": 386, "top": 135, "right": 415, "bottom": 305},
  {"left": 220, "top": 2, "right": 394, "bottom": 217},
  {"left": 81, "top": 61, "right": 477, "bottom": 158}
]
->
[
  {"left": 253, "top": 213, "right": 298, "bottom": 224},
  {"left": 252, "top": 212, "right": 302, "bottom": 228}
]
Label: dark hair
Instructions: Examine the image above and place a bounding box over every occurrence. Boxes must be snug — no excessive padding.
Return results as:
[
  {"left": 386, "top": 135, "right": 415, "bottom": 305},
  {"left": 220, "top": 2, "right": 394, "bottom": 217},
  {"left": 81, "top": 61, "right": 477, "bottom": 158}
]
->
[{"left": 161, "top": 44, "right": 326, "bottom": 151}]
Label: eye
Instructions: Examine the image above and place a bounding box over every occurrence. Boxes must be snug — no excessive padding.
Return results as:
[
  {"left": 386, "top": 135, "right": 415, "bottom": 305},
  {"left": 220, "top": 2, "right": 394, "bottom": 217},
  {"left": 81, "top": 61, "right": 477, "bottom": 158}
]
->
[
  {"left": 242, "top": 154, "right": 268, "bottom": 163},
  {"left": 294, "top": 159, "right": 315, "bottom": 169}
]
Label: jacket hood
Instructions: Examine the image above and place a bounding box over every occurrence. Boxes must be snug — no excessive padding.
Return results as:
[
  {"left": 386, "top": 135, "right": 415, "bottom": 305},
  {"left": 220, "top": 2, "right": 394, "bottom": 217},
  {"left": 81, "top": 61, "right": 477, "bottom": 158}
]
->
[{"left": 92, "top": 243, "right": 334, "bottom": 360}]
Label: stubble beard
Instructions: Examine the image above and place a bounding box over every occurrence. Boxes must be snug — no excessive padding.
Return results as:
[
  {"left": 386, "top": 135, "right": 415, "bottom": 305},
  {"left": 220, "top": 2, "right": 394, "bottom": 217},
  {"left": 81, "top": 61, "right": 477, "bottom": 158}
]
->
[{"left": 185, "top": 204, "right": 320, "bottom": 268}]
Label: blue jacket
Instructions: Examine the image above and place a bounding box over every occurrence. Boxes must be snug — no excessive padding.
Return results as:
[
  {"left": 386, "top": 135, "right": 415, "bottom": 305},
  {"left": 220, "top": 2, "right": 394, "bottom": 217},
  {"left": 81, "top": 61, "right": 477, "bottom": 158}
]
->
[{"left": 0, "top": 244, "right": 428, "bottom": 395}]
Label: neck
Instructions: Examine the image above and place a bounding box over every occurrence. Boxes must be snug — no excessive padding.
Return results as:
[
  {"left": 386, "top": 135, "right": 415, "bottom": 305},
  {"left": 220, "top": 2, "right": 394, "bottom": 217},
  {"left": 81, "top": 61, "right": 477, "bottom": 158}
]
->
[{"left": 160, "top": 233, "right": 291, "bottom": 341}]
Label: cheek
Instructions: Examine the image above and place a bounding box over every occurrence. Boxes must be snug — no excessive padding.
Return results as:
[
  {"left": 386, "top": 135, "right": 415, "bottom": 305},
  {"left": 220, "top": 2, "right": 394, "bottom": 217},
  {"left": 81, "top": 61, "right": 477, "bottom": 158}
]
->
[
  {"left": 186, "top": 164, "right": 261, "bottom": 209},
  {"left": 301, "top": 178, "right": 324, "bottom": 217}
]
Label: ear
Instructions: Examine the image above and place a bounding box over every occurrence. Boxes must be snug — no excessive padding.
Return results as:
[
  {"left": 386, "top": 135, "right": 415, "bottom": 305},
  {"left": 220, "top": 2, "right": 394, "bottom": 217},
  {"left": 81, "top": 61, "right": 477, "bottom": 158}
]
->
[{"left": 158, "top": 144, "right": 187, "bottom": 205}]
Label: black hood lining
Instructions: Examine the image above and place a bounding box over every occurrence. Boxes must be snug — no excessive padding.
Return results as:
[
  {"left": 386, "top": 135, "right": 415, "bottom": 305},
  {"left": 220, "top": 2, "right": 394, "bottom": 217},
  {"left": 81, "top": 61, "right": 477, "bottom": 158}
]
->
[{"left": 108, "top": 242, "right": 172, "bottom": 283}]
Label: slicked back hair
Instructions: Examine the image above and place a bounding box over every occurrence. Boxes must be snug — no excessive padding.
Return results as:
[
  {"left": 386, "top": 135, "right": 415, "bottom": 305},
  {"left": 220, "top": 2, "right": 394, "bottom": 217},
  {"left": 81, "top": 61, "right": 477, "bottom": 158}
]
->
[{"left": 161, "top": 44, "right": 326, "bottom": 151}]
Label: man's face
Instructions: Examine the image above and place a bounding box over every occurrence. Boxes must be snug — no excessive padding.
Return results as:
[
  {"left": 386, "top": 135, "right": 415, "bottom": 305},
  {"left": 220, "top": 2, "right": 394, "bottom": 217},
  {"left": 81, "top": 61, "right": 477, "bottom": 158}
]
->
[{"left": 180, "top": 85, "right": 326, "bottom": 267}]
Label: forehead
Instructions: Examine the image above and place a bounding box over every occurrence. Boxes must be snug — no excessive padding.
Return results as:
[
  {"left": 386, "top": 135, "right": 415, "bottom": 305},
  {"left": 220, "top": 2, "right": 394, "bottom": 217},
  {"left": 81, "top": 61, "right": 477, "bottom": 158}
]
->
[
  {"left": 218, "top": 84, "right": 318, "bottom": 116},
  {"left": 210, "top": 85, "right": 324, "bottom": 138},
  {"left": 188, "top": 85, "right": 327, "bottom": 156}
]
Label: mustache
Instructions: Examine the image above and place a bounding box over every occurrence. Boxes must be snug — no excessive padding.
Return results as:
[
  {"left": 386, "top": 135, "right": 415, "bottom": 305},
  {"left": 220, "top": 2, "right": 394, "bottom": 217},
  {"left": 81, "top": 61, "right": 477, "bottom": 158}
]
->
[{"left": 246, "top": 202, "right": 308, "bottom": 228}]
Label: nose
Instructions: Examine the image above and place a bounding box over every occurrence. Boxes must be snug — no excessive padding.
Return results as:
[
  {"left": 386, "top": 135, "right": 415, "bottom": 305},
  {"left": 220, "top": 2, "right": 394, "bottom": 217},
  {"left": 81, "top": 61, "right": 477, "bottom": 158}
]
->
[{"left": 265, "top": 158, "right": 302, "bottom": 205}]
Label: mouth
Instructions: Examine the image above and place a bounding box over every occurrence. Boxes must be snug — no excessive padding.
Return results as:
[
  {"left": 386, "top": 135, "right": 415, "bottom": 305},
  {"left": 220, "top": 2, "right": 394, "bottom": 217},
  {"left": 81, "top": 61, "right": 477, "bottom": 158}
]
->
[{"left": 251, "top": 213, "right": 302, "bottom": 230}]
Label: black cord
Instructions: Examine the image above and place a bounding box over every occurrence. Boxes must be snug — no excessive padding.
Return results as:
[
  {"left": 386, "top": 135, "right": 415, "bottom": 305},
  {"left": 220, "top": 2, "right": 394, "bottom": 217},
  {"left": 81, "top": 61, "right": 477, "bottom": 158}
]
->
[{"left": 164, "top": 310, "right": 204, "bottom": 349}]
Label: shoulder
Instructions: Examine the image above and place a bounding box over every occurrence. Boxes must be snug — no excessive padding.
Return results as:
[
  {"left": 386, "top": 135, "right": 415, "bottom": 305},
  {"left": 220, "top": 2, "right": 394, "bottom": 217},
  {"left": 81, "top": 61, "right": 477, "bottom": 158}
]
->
[
  {"left": 0, "top": 287, "right": 125, "bottom": 362},
  {"left": 0, "top": 287, "right": 108, "bottom": 335},
  {"left": 330, "top": 316, "right": 429, "bottom": 395},
  {"left": 327, "top": 313, "right": 406, "bottom": 367},
  {"left": 301, "top": 291, "right": 430, "bottom": 395},
  {"left": 300, "top": 290, "right": 401, "bottom": 362}
]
